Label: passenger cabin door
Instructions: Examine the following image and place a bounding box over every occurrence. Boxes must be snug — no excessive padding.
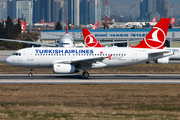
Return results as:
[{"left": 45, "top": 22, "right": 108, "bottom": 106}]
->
[
  {"left": 27, "top": 49, "right": 33, "bottom": 61},
  {"left": 132, "top": 50, "right": 138, "bottom": 61}
]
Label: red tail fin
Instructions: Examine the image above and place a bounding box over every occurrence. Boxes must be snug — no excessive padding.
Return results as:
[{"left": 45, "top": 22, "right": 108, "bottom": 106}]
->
[
  {"left": 170, "top": 17, "right": 175, "bottom": 24},
  {"left": 151, "top": 17, "right": 157, "bottom": 23},
  {"left": 92, "top": 22, "right": 99, "bottom": 29},
  {"left": 21, "top": 22, "right": 26, "bottom": 33},
  {"left": 66, "top": 12, "right": 69, "bottom": 34},
  {"left": 82, "top": 29, "right": 104, "bottom": 48},
  {"left": 130, "top": 18, "right": 170, "bottom": 49}
]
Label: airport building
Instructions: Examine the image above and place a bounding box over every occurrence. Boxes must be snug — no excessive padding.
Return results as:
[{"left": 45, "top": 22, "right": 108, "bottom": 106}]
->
[{"left": 40, "top": 28, "right": 180, "bottom": 47}]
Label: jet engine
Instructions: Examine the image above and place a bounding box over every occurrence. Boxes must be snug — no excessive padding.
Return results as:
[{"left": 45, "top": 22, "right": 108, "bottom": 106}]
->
[
  {"left": 53, "top": 64, "right": 79, "bottom": 74},
  {"left": 155, "top": 57, "right": 169, "bottom": 64}
]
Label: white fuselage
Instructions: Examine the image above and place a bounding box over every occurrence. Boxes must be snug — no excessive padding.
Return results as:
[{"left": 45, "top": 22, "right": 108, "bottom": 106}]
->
[
  {"left": 6, "top": 47, "right": 172, "bottom": 69},
  {"left": 164, "top": 48, "right": 180, "bottom": 60}
]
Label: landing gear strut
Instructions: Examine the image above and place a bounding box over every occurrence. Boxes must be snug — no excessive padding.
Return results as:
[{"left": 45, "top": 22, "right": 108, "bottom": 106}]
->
[
  {"left": 83, "top": 71, "right": 89, "bottom": 78},
  {"left": 28, "top": 68, "right": 33, "bottom": 77}
]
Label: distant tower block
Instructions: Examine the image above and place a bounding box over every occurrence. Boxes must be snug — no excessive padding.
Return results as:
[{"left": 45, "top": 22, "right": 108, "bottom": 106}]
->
[{"left": 102, "top": 0, "right": 110, "bottom": 27}]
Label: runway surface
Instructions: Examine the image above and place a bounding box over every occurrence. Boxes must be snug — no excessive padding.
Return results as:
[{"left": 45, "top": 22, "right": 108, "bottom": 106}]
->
[
  {"left": 0, "top": 50, "right": 15, "bottom": 63},
  {"left": 0, "top": 74, "right": 180, "bottom": 84}
]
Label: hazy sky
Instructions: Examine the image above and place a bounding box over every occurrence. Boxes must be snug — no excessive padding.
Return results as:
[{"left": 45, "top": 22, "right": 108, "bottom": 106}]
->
[{"left": 110, "top": 0, "right": 180, "bottom": 18}]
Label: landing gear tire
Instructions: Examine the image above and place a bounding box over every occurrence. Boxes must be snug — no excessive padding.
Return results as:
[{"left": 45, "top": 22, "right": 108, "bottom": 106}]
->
[
  {"left": 28, "top": 73, "right": 33, "bottom": 77},
  {"left": 28, "top": 68, "right": 33, "bottom": 77},
  {"left": 83, "top": 71, "right": 89, "bottom": 78}
]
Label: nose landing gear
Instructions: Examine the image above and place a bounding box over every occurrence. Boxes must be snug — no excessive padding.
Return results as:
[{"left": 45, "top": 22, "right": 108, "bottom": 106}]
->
[{"left": 28, "top": 68, "right": 33, "bottom": 77}]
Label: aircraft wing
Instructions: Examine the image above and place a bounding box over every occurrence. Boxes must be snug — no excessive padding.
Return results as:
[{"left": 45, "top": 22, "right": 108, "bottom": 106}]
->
[
  {"left": 0, "top": 38, "right": 57, "bottom": 47},
  {"left": 149, "top": 50, "right": 173, "bottom": 54},
  {"left": 148, "top": 50, "right": 174, "bottom": 59},
  {"left": 57, "top": 56, "right": 109, "bottom": 66}
]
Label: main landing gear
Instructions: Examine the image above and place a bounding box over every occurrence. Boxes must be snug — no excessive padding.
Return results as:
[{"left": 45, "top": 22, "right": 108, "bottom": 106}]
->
[
  {"left": 83, "top": 71, "right": 89, "bottom": 78},
  {"left": 28, "top": 68, "right": 33, "bottom": 77}
]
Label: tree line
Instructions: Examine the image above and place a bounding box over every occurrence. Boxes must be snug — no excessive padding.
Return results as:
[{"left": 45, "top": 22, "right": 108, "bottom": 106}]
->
[
  {"left": 0, "top": 16, "right": 66, "bottom": 50},
  {"left": 0, "top": 16, "right": 35, "bottom": 50}
]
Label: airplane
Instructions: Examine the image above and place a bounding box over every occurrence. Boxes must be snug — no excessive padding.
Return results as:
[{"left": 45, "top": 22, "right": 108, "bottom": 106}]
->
[
  {"left": 0, "top": 12, "right": 74, "bottom": 48},
  {"left": 144, "top": 17, "right": 175, "bottom": 28},
  {"left": 125, "top": 17, "right": 157, "bottom": 28},
  {"left": 170, "top": 17, "right": 175, "bottom": 25},
  {"left": 5, "top": 18, "right": 173, "bottom": 78},
  {"left": 21, "top": 22, "right": 26, "bottom": 33},
  {"left": 92, "top": 22, "right": 99, "bottom": 29}
]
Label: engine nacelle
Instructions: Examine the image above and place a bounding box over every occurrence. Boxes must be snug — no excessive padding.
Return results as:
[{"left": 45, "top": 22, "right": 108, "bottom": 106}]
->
[
  {"left": 156, "top": 57, "right": 169, "bottom": 64},
  {"left": 53, "top": 64, "right": 79, "bottom": 74}
]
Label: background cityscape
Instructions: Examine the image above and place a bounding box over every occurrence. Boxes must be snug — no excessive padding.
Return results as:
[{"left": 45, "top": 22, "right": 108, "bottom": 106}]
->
[{"left": 0, "top": 0, "right": 178, "bottom": 26}]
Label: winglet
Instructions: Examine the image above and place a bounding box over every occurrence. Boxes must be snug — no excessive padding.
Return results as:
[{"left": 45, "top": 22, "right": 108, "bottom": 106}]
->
[
  {"left": 82, "top": 29, "right": 104, "bottom": 48},
  {"left": 130, "top": 18, "right": 170, "bottom": 49}
]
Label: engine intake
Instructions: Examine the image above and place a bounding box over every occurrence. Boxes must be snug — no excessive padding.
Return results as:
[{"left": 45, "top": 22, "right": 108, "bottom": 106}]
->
[
  {"left": 155, "top": 57, "right": 169, "bottom": 64},
  {"left": 53, "top": 64, "right": 79, "bottom": 74}
]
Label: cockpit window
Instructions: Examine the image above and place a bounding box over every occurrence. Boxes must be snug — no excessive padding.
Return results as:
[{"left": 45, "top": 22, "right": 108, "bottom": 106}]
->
[
  {"left": 12, "top": 53, "right": 21, "bottom": 56},
  {"left": 63, "top": 43, "right": 70, "bottom": 45}
]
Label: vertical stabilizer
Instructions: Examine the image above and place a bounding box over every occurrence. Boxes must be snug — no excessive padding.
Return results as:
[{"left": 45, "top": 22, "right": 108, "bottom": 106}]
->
[
  {"left": 92, "top": 22, "right": 99, "bottom": 29},
  {"left": 82, "top": 29, "right": 104, "bottom": 48},
  {"left": 66, "top": 12, "right": 69, "bottom": 34},
  {"left": 21, "top": 22, "right": 26, "bottom": 33},
  {"left": 130, "top": 18, "right": 170, "bottom": 49},
  {"left": 151, "top": 17, "right": 157, "bottom": 23}
]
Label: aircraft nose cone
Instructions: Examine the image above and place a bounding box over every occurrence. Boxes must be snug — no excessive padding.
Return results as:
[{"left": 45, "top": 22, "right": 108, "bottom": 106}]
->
[{"left": 5, "top": 57, "right": 11, "bottom": 65}]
